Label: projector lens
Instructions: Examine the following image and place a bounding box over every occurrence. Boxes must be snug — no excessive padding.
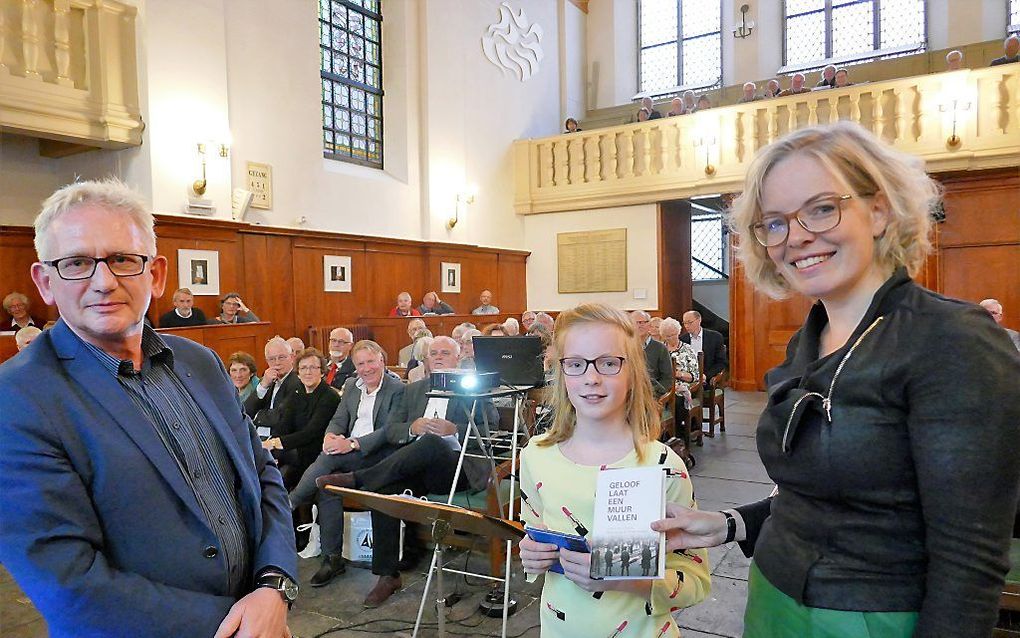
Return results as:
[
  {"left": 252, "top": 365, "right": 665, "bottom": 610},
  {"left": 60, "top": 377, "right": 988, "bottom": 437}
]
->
[{"left": 461, "top": 375, "right": 478, "bottom": 389}]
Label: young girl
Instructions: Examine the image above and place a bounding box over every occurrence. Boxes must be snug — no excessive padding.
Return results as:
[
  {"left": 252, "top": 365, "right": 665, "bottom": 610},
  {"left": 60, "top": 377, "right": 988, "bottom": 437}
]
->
[{"left": 518, "top": 303, "right": 710, "bottom": 637}]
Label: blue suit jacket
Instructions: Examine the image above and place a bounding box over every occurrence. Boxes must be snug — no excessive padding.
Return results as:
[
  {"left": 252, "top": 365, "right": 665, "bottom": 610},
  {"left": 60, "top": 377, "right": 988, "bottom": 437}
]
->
[{"left": 0, "top": 320, "right": 297, "bottom": 638}]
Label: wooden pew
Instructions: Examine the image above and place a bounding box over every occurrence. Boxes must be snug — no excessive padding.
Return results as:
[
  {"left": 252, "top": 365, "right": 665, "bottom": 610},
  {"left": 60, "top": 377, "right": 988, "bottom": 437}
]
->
[{"left": 157, "top": 321, "right": 276, "bottom": 367}]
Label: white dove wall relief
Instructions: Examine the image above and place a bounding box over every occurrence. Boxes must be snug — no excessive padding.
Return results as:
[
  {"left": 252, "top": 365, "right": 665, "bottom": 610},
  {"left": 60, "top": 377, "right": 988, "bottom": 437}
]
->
[{"left": 482, "top": 3, "right": 544, "bottom": 82}]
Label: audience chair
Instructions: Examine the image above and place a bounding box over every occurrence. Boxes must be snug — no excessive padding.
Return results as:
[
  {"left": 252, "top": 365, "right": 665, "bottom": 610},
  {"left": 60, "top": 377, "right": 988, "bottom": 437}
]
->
[
  {"left": 687, "top": 378, "right": 704, "bottom": 452},
  {"left": 386, "top": 365, "right": 409, "bottom": 381},
  {"left": 698, "top": 351, "right": 728, "bottom": 437}
]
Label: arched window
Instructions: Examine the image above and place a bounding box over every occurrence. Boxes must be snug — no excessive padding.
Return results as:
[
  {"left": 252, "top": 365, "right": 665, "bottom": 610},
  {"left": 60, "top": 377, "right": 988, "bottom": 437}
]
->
[
  {"left": 784, "top": 0, "right": 926, "bottom": 69},
  {"left": 640, "top": 0, "right": 722, "bottom": 96},
  {"left": 319, "top": 0, "right": 383, "bottom": 168}
]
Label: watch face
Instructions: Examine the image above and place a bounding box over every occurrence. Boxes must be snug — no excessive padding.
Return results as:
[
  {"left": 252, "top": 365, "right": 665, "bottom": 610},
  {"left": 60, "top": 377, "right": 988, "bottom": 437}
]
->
[{"left": 283, "top": 579, "right": 299, "bottom": 600}]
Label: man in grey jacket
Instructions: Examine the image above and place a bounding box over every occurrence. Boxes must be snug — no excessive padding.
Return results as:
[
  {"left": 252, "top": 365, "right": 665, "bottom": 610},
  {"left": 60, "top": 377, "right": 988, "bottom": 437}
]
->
[{"left": 289, "top": 340, "right": 405, "bottom": 587}]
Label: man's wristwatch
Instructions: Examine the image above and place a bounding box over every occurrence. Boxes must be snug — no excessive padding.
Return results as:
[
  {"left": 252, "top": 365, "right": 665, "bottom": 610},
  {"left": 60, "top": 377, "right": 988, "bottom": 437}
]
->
[
  {"left": 256, "top": 572, "right": 298, "bottom": 608},
  {"left": 350, "top": 437, "right": 360, "bottom": 451}
]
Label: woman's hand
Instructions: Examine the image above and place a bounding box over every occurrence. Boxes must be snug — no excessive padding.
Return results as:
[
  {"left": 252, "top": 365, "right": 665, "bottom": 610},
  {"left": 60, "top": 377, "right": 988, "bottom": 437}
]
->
[
  {"left": 519, "top": 535, "right": 559, "bottom": 576},
  {"left": 559, "top": 547, "right": 604, "bottom": 593},
  {"left": 651, "top": 504, "right": 728, "bottom": 551},
  {"left": 261, "top": 437, "right": 282, "bottom": 451}
]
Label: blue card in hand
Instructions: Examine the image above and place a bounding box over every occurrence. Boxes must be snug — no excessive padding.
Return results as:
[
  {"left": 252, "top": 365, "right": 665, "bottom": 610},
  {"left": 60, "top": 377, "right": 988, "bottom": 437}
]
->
[{"left": 524, "top": 526, "right": 590, "bottom": 574}]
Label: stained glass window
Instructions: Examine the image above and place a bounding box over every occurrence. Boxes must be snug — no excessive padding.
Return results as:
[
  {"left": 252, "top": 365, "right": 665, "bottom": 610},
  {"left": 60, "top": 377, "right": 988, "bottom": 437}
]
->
[
  {"left": 640, "top": 0, "right": 722, "bottom": 96},
  {"left": 784, "top": 0, "right": 926, "bottom": 68},
  {"left": 320, "top": 0, "right": 382, "bottom": 167}
]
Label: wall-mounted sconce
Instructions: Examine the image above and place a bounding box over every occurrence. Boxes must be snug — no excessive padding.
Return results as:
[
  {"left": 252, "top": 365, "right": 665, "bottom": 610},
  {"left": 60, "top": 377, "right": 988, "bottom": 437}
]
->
[
  {"left": 733, "top": 4, "right": 755, "bottom": 39},
  {"left": 192, "top": 143, "right": 208, "bottom": 196},
  {"left": 939, "top": 99, "right": 971, "bottom": 147},
  {"left": 448, "top": 190, "right": 476, "bottom": 229},
  {"left": 695, "top": 137, "right": 717, "bottom": 176},
  {"left": 218, "top": 143, "right": 230, "bottom": 158}
]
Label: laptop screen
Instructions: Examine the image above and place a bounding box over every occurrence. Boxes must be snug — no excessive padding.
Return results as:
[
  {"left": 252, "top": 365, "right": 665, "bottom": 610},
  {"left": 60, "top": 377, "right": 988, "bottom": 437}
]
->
[{"left": 472, "top": 336, "right": 546, "bottom": 387}]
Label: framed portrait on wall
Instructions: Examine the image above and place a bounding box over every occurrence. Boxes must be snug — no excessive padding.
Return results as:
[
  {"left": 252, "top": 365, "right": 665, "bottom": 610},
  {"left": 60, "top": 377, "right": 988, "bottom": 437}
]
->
[
  {"left": 177, "top": 249, "right": 220, "bottom": 295},
  {"left": 324, "top": 255, "right": 352, "bottom": 292},
  {"left": 441, "top": 262, "right": 461, "bottom": 293}
]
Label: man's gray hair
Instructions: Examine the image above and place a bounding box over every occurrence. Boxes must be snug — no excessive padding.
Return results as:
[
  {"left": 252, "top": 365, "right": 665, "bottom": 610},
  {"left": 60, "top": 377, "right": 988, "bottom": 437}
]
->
[
  {"left": 15, "top": 326, "right": 42, "bottom": 349},
  {"left": 503, "top": 317, "right": 520, "bottom": 335},
  {"left": 431, "top": 335, "right": 461, "bottom": 356},
  {"left": 630, "top": 310, "right": 651, "bottom": 321},
  {"left": 34, "top": 179, "right": 155, "bottom": 260},
  {"left": 264, "top": 335, "right": 293, "bottom": 354}
]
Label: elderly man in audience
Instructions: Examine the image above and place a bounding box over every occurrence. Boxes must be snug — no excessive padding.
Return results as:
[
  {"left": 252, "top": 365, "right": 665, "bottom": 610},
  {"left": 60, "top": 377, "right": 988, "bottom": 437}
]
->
[
  {"left": 834, "top": 67, "right": 853, "bottom": 87},
  {"left": 14, "top": 326, "right": 41, "bottom": 352},
  {"left": 3, "top": 292, "right": 39, "bottom": 332},
  {"left": 503, "top": 316, "right": 520, "bottom": 335},
  {"left": 738, "top": 81, "right": 761, "bottom": 103},
  {"left": 287, "top": 336, "right": 305, "bottom": 353},
  {"left": 398, "top": 318, "right": 428, "bottom": 366},
  {"left": 779, "top": 72, "right": 811, "bottom": 96},
  {"left": 451, "top": 321, "right": 476, "bottom": 342},
  {"left": 244, "top": 336, "right": 302, "bottom": 428},
  {"left": 418, "top": 291, "right": 455, "bottom": 315},
  {"left": 458, "top": 327, "right": 482, "bottom": 369},
  {"left": 534, "top": 311, "right": 555, "bottom": 333},
  {"left": 158, "top": 287, "right": 207, "bottom": 327},
  {"left": 630, "top": 310, "right": 674, "bottom": 396},
  {"left": 945, "top": 49, "right": 964, "bottom": 70},
  {"left": 472, "top": 289, "right": 500, "bottom": 315},
  {"left": 640, "top": 96, "right": 662, "bottom": 119},
  {"left": 317, "top": 335, "right": 499, "bottom": 607},
  {"left": 816, "top": 64, "right": 837, "bottom": 88},
  {"left": 763, "top": 78, "right": 782, "bottom": 98},
  {"left": 389, "top": 291, "right": 422, "bottom": 317},
  {"left": 681, "top": 89, "right": 697, "bottom": 112},
  {"left": 990, "top": 34, "right": 1020, "bottom": 66},
  {"left": 980, "top": 298, "right": 1020, "bottom": 351},
  {"left": 665, "top": 96, "right": 685, "bottom": 116},
  {"left": 215, "top": 292, "right": 259, "bottom": 323},
  {"left": 681, "top": 310, "right": 727, "bottom": 395},
  {"left": 227, "top": 351, "right": 260, "bottom": 401},
  {"left": 0, "top": 179, "right": 296, "bottom": 637},
  {"left": 521, "top": 310, "right": 537, "bottom": 331},
  {"left": 289, "top": 340, "right": 406, "bottom": 587},
  {"left": 325, "top": 327, "right": 356, "bottom": 389},
  {"left": 659, "top": 318, "right": 699, "bottom": 409}
]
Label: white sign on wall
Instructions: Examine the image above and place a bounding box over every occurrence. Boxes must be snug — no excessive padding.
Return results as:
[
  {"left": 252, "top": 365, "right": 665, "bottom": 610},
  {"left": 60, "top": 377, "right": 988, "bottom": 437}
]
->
[
  {"left": 482, "top": 2, "right": 544, "bottom": 82},
  {"left": 246, "top": 162, "right": 273, "bottom": 209}
]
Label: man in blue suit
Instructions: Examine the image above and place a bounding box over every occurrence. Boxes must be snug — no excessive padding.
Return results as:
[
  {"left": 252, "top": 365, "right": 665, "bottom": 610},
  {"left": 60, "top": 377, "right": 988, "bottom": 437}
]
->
[{"left": 0, "top": 180, "right": 297, "bottom": 638}]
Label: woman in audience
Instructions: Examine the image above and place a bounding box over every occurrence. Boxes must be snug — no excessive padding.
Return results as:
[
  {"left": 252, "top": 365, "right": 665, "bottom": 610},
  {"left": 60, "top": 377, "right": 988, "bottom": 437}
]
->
[
  {"left": 481, "top": 323, "right": 506, "bottom": 336},
  {"left": 3, "top": 292, "right": 39, "bottom": 332},
  {"left": 636, "top": 107, "right": 650, "bottom": 122},
  {"left": 457, "top": 328, "right": 482, "bottom": 369},
  {"left": 563, "top": 117, "right": 581, "bottom": 133},
  {"left": 518, "top": 303, "right": 710, "bottom": 637},
  {"left": 215, "top": 292, "right": 260, "bottom": 324},
  {"left": 647, "top": 316, "right": 663, "bottom": 341},
  {"left": 227, "top": 351, "right": 260, "bottom": 401},
  {"left": 407, "top": 336, "right": 433, "bottom": 383},
  {"left": 652, "top": 121, "right": 1020, "bottom": 637},
  {"left": 503, "top": 317, "right": 521, "bottom": 335},
  {"left": 262, "top": 347, "right": 341, "bottom": 490},
  {"left": 659, "top": 318, "right": 698, "bottom": 410}
]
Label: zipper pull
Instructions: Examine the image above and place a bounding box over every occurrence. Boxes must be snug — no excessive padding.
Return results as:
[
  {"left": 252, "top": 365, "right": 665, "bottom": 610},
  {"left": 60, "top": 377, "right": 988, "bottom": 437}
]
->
[{"left": 822, "top": 397, "right": 832, "bottom": 422}]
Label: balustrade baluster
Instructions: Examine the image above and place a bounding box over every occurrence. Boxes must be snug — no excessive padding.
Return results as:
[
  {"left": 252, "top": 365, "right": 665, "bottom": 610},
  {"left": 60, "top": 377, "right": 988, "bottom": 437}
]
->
[
  {"left": 21, "top": 0, "right": 42, "bottom": 79},
  {"left": 53, "top": 0, "right": 72, "bottom": 86},
  {"left": 641, "top": 127, "right": 653, "bottom": 176},
  {"left": 872, "top": 90, "right": 885, "bottom": 137},
  {"left": 568, "top": 136, "right": 583, "bottom": 184},
  {"left": 828, "top": 97, "right": 839, "bottom": 123},
  {"left": 605, "top": 133, "right": 618, "bottom": 181},
  {"left": 620, "top": 129, "right": 635, "bottom": 178},
  {"left": 850, "top": 94, "right": 861, "bottom": 121},
  {"left": 539, "top": 143, "right": 553, "bottom": 188},
  {"left": 766, "top": 105, "right": 777, "bottom": 144},
  {"left": 786, "top": 104, "right": 795, "bottom": 135},
  {"left": 808, "top": 101, "right": 818, "bottom": 126},
  {"left": 584, "top": 135, "right": 601, "bottom": 183},
  {"left": 553, "top": 140, "right": 568, "bottom": 187},
  {"left": 660, "top": 123, "right": 673, "bottom": 173}
]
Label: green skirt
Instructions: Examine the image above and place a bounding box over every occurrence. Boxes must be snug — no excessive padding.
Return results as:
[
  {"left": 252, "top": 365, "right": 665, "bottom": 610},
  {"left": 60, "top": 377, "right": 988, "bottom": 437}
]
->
[{"left": 744, "top": 562, "right": 919, "bottom": 638}]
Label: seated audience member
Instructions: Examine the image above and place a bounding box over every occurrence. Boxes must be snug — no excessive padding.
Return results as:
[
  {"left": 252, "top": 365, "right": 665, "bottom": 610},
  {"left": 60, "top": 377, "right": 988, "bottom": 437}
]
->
[
  {"left": 405, "top": 328, "right": 433, "bottom": 372},
  {"left": 262, "top": 348, "right": 341, "bottom": 491},
  {"left": 458, "top": 328, "right": 482, "bottom": 369},
  {"left": 2, "top": 292, "right": 39, "bottom": 332},
  {"left": 778, "top": 72, "right": 811, "bottom": 96},
  {"left": 665, "top": 97, "right": 685, "bottom": 116},
  {"left": 980, "top": 298, "right": 1020, "bottom": 351},
  {"left": 630, "top": 311, "right": 674, "bottom": 396},
  {"left": 398, "top": 318, "right": 428, "bottom": 366},
  {"left": 326, "top": 327, "right": 356, "bottom": 390},
  {"left": 648, "top": 316, "right": 663, "bottom": 342},
  {"left": 681, "top": 89, "right": 697, "bottom": 112},
  {"left": 534, "top": 312, "right": 555, "bottom": 333},
  {"left": 451, "top": 321, "right": 476, "bottom": 342},
  {"left": 389, "top": 291, "right": 422, "bottom": 317},
  {"left": 659, "top": 318, "right": 699, "bottom": 409},
  {"left": 503, "top": 316, "right": 520, "bottom": 335},
  {"left": 482, "top": 323, "right": 506, "bottom": 336},
  {"left": 407, "top": 336, "right": 433, "bottom": 383},
  {"left": 228, "top": 351, "right": 260, "bottom": 402},
  {"left": 816, "top": 64, "right": 837, "bottom": 88},
  {"left": 563, "top": 117, "right": 581, "bottom": 133},
  {"left": 990, "top": 34, "right": 1020, "bottom": 66},
  {"left": 521, "top": 310, "right": 537, "bottom": 331},
  {"left": 637, "top": 107, "right": 651, "bottom": 122},
  {"left": 316, "top": 336, "right": 499, "bottom": 606},
  {"left": 157, "top": 287, "right": 207, "bottom": 327},
  {"left": 287, "top": 337, "right": 305, "bottom": 353},
  {"left": 244, "top": 336, "right": 301, "bottom": 425},
  {"left": 695, "top": 94, "right": 712, "bottom": 111},
  {"left": 215, "top": 292, "right": 259, "bottom": 323},
  {"left": 738, "top": 81, "right": 761, "bottom": 103},
  {"left": 14, "top": 326, "right": 42, "bottom": 352},
  {"left": 680, "top": 310, "right": 727, "bottom": 393},
  {"left": 418, "top": 291, "right": 455, "bottom": 315},
  {"left": 763, "top": 78, "right": 782, "bottom": 98},
  {"left": 945, "top": 49, "right": 964, "bottom": 71},
  {"left": 834, "top": 67, "right": 853, "bottom": 87},
  {"left": 640, "top": 96, "right": 662, "bottom": 119},
  {"left": 472, "top": 289, "right": 500, "bottom": 315},
  {"left": 290, "top": 340, "right": 405, "bottom": 586}
]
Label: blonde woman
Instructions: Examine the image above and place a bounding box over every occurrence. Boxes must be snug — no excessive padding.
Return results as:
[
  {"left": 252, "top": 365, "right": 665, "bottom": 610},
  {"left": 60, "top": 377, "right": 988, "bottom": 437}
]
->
[
  {"left": 652, "top": 121, "right": 1020, "bottom": 637},
  {"left": 518, "top": 303, "right": 710, "bottom": 637},
  {"left": 659, "top": 317, "right": 698, "bottom": 409}
]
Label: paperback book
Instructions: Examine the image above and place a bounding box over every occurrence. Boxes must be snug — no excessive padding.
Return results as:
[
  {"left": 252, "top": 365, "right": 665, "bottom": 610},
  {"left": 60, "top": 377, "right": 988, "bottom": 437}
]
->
[{"left": 589, "top": 465, "right": 666, "bottom": 580}]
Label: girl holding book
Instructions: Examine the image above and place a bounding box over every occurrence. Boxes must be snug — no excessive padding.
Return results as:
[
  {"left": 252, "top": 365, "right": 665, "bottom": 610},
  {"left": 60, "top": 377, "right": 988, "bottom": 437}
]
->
[{"left": 518, "top": 303, "right": 710, "bottom": 637}]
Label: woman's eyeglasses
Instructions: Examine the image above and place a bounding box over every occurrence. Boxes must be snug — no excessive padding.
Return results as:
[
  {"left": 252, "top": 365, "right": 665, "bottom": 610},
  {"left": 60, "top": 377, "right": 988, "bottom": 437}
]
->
[{"left": 752, "top": 194, "right": 858, "bottom": 248}]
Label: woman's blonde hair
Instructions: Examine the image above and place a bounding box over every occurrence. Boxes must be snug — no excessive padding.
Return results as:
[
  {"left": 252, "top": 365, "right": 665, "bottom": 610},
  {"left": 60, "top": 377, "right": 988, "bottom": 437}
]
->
[
  {"left": 537, "top": 303, "right": 661, "bottom": 462},
  {"left": 728, "top": 121, "right": 940, "bottom": 299}
]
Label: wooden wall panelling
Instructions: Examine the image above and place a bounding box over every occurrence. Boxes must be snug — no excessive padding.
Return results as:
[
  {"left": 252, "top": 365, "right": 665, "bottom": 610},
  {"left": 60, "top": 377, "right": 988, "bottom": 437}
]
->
[
  {"left": 290, "top": 237, "right": 369, "bottom": 328},
  {"left": 158, "top": 322, "right": 276, "bottom": 368},
  {"left": 424, "top": 246, "right": 500, "bottom": 314},
  {"left": 365, "top": 241, "right": 428, "bottom": 318},
  {"left": 658, "top": 200, "right": 693, "bottom": 322},
  {"left": 496, "top": 252, "right": 528, "bottom": 312},
  {"left": 0, "top": 226, "right": 58, "bottom": 325}
]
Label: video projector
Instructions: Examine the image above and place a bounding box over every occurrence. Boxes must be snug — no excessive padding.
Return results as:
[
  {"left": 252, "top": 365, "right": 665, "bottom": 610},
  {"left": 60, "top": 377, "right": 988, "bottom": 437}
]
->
[{"left": 429, "top": 369, "right": 500, "bottom": 394}]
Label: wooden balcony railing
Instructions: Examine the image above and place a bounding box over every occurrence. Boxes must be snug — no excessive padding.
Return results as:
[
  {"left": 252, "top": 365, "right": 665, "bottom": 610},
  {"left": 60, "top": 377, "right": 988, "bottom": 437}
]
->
[{"left": 513, "top": 67, "right": 1019, "bottom": 214}]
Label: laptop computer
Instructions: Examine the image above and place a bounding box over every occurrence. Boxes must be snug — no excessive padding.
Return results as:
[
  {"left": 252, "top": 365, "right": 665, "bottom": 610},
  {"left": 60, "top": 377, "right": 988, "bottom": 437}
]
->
[{"left": 472, "top": 336, "right": 546, "bottom": 388}]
